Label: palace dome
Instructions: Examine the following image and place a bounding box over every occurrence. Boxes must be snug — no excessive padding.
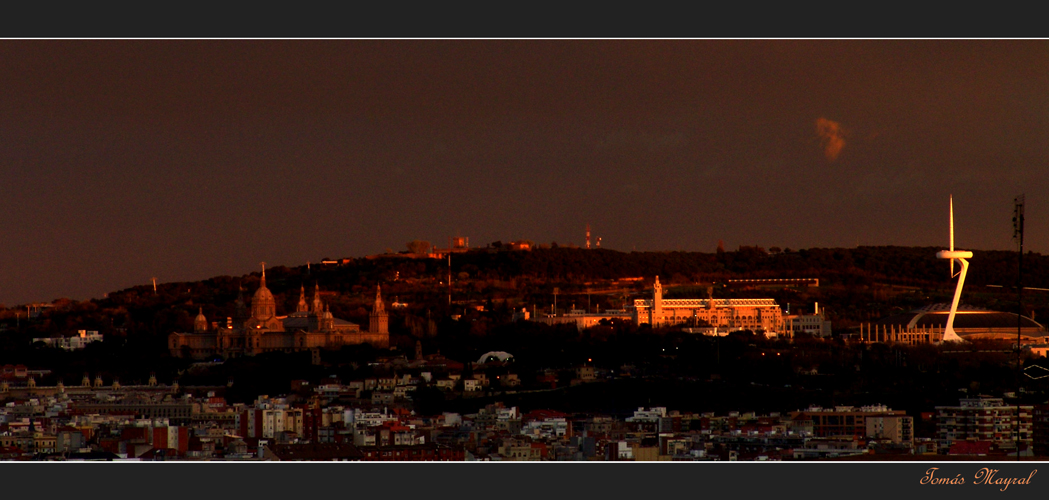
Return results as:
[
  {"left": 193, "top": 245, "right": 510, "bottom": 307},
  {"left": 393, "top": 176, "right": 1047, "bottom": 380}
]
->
[
  {"left": 253, "top": 286, "right": 275, "bottom": 306},
  {"left": 194, "top": 307, "right": 208, "bottom": 332},
  {"left": 251, "top": 266, "right": 277, "bottom": 320}
]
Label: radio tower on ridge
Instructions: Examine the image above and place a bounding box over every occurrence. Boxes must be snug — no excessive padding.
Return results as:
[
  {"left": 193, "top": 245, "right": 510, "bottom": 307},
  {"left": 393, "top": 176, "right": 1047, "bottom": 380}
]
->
[{"left": 586, "top": 224, "right": 591, "bottom": 249}]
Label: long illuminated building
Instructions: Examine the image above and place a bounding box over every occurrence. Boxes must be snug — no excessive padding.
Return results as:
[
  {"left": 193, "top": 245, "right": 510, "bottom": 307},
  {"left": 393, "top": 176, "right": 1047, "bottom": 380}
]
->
[{"left": 632, "top": 277, "right": 785, "bottom": 334}]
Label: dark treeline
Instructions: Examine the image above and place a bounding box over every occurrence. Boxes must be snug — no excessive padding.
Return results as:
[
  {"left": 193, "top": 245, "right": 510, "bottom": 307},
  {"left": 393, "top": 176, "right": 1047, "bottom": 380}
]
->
[
  {"left": 4, "top": 245, "right": 1047, "bottom": 343},
  {"left": 459, "top": 245, "right": 1044, "bottom": 289}
]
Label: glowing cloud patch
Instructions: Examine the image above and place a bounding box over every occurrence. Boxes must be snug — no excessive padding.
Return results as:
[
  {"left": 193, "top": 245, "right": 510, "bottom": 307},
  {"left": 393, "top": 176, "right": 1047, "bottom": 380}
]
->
[{"left": 816, "top": 118, "right": 846, "bottom": 161}]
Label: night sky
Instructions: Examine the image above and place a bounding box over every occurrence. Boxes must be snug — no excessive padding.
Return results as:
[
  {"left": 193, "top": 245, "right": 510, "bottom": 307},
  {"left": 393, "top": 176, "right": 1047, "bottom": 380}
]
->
[{"left": 1, "top": 40, "right": 1047, "bottom": 306}]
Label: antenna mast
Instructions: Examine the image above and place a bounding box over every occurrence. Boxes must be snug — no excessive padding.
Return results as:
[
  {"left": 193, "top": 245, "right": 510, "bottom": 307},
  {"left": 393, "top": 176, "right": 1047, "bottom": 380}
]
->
[{"left": 949, "top": 196, "right": 956, "bottom": 277}]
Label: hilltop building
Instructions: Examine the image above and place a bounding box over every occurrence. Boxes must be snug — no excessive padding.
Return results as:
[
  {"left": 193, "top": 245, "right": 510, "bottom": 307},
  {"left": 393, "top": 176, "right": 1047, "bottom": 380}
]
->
[
  {"left": 432, "top": 236, "right": 470, "bottom": 256},
  {"left": 169, "top": 266, "right": 389, "bottom": 359},
  {"left": 632, "top": 277, "right": 785, "bottom": 334},
  {"left": 783, "top": 304, "right": 832, "bottom": 338},
  {"left": 536, "top": 277, "right": 823, "bottom": 337},
  {"left": 33, "top": 330, "right": 103, "bottom": 350}
]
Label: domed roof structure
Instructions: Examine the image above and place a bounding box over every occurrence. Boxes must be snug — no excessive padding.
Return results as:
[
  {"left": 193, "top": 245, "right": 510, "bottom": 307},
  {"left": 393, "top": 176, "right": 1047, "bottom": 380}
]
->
[
  {"left": 251, "top": 263, "right": 276, "bottom": 320},
  {"left": 476, "top": 351, "right": 514, "bottom": 364},
  {"left": 194, "top": 307, "right": 208, "bottom": 333},
  {"left": 875, "top": 304, "right": 1045, "bottom": 341}
]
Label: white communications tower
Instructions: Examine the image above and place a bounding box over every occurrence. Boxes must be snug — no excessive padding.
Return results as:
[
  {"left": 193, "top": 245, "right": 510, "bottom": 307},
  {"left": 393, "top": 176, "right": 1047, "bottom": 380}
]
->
[{"left": 936, "top": 196, "right": 968, "bottom": 343}]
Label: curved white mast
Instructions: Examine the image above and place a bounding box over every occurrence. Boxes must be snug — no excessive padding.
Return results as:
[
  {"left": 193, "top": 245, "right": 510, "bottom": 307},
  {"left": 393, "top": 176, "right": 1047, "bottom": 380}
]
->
[{"left": 936, "top": 195, "right": 969, "bottom": 342}]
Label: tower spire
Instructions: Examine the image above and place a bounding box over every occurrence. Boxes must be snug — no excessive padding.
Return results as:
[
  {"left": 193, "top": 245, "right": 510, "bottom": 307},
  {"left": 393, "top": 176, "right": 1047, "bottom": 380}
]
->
[
  {"left": 370, "top": 283, "right": 388, "bottom": 336},
  {"left": 260, "top": 262, "right": 267, "bottom": 288},
  {"left": 949, "top": 196, "right": 954, "bottom": 251},
  {"left": 374, "top": 284, "right": 385, "bottom": 313},
  {"left": 297, "top": 284, "right": 308, "bottom": 313},
  {"left": 312, "top": 282, "right": 323, "bottom": 314},
  {"left": 949, "top": 196, "right": 956, "bottom": 277}
]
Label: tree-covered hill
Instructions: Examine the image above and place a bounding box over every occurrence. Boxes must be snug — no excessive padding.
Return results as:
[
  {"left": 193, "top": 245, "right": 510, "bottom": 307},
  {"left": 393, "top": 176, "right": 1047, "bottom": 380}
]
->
[
  {"left": 3, "top": 244, "right": 1048, "bottom": 407},
  {"left": 1, "top": 244, "right": 1046, "bottom": 368}
]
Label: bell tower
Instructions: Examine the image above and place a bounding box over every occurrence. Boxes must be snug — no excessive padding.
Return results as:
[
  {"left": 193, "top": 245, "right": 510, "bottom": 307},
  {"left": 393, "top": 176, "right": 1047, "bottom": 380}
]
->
[
  {"left": 312, "top": 283, "right": 323, "bottom": 314},
  {"left": 297, "top": 285, "right": 309, "bottom": 313},
  {"left": 369, "top": 285, "right": 388, "bottom": 334},
  {"left": 651, "top": 276, "right": 664, "bottom": 326}
]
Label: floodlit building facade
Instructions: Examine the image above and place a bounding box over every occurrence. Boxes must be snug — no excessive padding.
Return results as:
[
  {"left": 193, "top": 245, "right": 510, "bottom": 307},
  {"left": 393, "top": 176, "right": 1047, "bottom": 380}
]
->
[{"left": 632, "top": 277, "right": 785, "bottom": 334}]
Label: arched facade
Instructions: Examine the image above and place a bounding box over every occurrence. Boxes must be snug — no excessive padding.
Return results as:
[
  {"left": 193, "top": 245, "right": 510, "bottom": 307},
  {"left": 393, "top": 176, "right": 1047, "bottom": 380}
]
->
[{"left": 632, "top": 276, "right": 785, "bottom": 333}]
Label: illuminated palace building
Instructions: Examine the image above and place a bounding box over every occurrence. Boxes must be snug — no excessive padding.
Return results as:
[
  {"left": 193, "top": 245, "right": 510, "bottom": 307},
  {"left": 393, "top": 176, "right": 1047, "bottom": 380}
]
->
[
  {"left": 633, "top": 277, "right": 786, "bottom": 334},
  {"left": 169, "top": 266, "right": 389, "bottom": 359}
]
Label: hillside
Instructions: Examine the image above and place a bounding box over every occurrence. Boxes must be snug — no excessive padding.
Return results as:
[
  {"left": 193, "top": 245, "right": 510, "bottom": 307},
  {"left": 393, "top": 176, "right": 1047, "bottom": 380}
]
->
[
  {"left": 4, "top": 245, "right": 1048, "bottom": 342},
  {"left": 1, "top": 244, "right": 1046, "bottom": 407}
]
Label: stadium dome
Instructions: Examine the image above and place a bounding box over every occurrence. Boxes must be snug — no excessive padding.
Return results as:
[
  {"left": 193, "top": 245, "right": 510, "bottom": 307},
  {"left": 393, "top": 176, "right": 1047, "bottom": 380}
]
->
[
  {"left": 476, "top": 351, "right": 514, "bottom": 364},
  {"left": 875, "top": 304, "right": 1045, "bottom": 341}
]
